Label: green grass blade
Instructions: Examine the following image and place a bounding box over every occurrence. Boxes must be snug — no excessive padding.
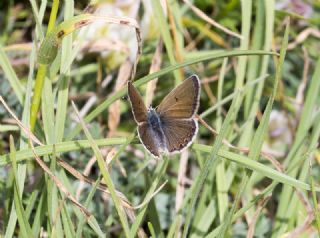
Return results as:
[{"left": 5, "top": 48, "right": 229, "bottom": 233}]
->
[
  {"left": 151, "top": 0, "right": 180, "bottom": 83},
  {"left": 244, "top": 0, "right": 265, "bottom": 116},
  {"left": 0, "top": 45, "right": 24, "bottom": 103},
  {"left": 29, "top": 0, "right": 44, "bottom": 38},
  {"left": 31, "top": 189, "right": 46, "bottom": 236},
  {"left": 76, "top": 178, "right": 102, "bottom": 238},
  {"left": 71, "top": 102, "right": 131, "bottom": 237},
  {"left": 9, "top": 136, "right": 33, "bottom": 237},
  {"left": 239, "top": 0, "right": 275, "bottom": 147},
  {"left": 4, "top": 42, "right": 37, "bottom": 238},
  {"left": 30, "top": 64, "right": 48, "bottom": 130},
  {"left": 200, "top": 74, "right": 268, "bottom": 118},
  {"left": 148, "top": 222, "right": 157, "bottom": 238},
  {"left": 61, "top": 204, "right": 76, "bottom": 238},
  {"left": 41, "top": 76, "right": 55, "bottom": 143},
  {"left": 194, "top": 144, "right": 315, "bottom": 191},
  {"left": 215, "top": 58, "right": 229, "bottom": 223},
  {"left": 219, "top": 15, "right": 289, "bottom": 237},
  {"left": 0, "top": 138, "right": 126, "bottom": 166},
  {"left": 273, "top": 37, "right": 320, "bottom": 238},
  {"left": 130, "top": 157, "right": 169, "bottom": 237},
  {"left": 182, "top": 94, "right": 240, "bottom": 237},
  {"left": 190, "top": 199, "right": 216, "bottom": 238},
  {"left": 55, "top": 0, "right": 74, "bottom": 142},
  {"left": 234, "top": 0, "right": 251, "bottom": 90}
]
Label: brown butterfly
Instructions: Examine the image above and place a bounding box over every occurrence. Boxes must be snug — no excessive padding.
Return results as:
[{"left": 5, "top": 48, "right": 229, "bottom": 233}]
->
[{"left": 128, "top": 75, "right": 200, "bottom": 157}]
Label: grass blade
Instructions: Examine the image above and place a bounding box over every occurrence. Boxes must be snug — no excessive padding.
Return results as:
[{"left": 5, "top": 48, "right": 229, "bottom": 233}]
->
[{"left": 71, "top": 102, "right": 131, "bottom": 237}]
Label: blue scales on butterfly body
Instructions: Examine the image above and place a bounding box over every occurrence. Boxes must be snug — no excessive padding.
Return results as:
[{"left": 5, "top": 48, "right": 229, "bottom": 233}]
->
[{"left": 147, "top": 108, "right": 166, "bottom": 151}]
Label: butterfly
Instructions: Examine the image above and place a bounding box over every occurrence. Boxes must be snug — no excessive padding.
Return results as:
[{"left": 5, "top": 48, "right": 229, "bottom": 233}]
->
[{"left": 127, "top": 75, "right": 200, "bottom": 157}]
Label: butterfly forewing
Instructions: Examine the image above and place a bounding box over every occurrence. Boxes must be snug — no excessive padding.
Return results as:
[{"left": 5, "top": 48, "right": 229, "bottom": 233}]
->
[
  {"left": 156, "top": 75, "right": 200, "bottom": 119},
  {"left": 161, "top": 119, "right": 198, "bottom": 153},
  {"left": 128, "top": 82, "right": 148, "bottom": 123}
]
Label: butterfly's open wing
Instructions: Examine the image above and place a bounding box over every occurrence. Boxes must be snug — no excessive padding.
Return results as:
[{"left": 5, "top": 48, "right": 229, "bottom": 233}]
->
[
  {"left": 156, "top": 75, "right": 200, "bottom": 119},
  {"left": 128, "top": 82, "right": 148, "bottom": 123},
  {"left": 161, "top": 119, "right": 198, "bottom": 153},
  {"left": 138, "top": 123, "right": 160, "bottom": 157}
]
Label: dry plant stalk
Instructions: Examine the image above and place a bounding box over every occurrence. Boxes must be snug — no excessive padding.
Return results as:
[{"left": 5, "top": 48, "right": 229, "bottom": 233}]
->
[
  {"left": 295, "top": 47, "right": 310, "bottom": 107},
  {"left": 76, "top": 156, "right": 97, "bottom": 200},
  {"left": 246, "top": 195, "right": 271, "bottom": 238},
  {"left": 108, "top": 60, "right": 132, "bottom": 136},
  {"left": 0, "top": 96, "right": 42, "bottom": 145},
  {"left": 175, "top": 150, "right": 189, "bottom": 212},
  {"left": 174, "top": 150, "right": 189, "bottom": 237},
  {"left": 285, "top": 191, "right": 315, "bottom": 238},
  {"left": 166, "top": 1, "right": 184, "bottom": 77},
  {"left": 183, "top": 0, "right": 242, "bottom": 39},
  {"left": 287, "top": 28, "right": 320, "bottom": 50},
  {"left": 145, "top": 40, "right": 163, "bottom": 107}
]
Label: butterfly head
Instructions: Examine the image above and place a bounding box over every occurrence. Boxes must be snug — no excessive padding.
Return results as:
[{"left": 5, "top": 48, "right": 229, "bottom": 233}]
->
[{"left": 147, "top": 105, "right": 155, "bottom": 112}]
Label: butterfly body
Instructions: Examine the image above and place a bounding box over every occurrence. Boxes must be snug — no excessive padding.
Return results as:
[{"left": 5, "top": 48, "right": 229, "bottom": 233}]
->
[
  {"left": 147, "top": 108, "right": 162, "bottom": 131},
  {"left": 128, "top": 75, "right": 200, "bottom": 157},
  {"left": 146, "top": 108, "right": 166, "bottom": 151}
]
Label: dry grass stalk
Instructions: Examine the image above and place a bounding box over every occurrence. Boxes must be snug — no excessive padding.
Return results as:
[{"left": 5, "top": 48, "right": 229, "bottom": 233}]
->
[
  {"left": 183, "top": 0, "right": 242, "bottom": 39},
  {"left": 246, "top": 195, "right": 271, "bottom": 238},
  {"left": 108, "top": 60, "right": 132, "bottom": 136},
  {"left": 145, "top": 40, "right": 163, "bottom": 107}
]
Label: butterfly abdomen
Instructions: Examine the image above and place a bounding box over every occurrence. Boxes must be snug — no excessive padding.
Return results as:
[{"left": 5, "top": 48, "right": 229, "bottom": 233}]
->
[
  {"left": 147, "top": 109, "right": 161, "bottom": 129},
  {"left": 147, "top": 108, "right": 166, "bottom": 150}
]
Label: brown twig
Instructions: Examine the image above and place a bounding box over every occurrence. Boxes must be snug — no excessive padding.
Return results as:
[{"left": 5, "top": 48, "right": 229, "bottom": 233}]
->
[
  {"left": 183, "top": 0, "right": 242, "bottom": 39},
  {"left": 108, "top": 60, "right": 132, "bottom": 136},
  {"left": 145, "top": 39, "right": 163, "bottom": 107},
  {"left": 295, "top": 47, "right": 310, "bottom": 108},
  {"left": 247, "top": 195, "right": 271, "bottom": 238}
]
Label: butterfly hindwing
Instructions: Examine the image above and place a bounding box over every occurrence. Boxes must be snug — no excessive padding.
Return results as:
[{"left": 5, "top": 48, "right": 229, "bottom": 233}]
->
[
  {"left": 161, "top": 118, "right": 198, "bottom": 153},
  {"left": 156, "top": 75, "right": 200, "bottom": 119},
  {"left": 137, "top": 123, "right": 160, "bottom": 157}
]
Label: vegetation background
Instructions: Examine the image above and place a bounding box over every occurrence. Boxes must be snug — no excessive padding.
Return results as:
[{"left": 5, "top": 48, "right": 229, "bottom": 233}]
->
[{"left": 0, "top": 0, "right": 320, "bottom": 237}]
